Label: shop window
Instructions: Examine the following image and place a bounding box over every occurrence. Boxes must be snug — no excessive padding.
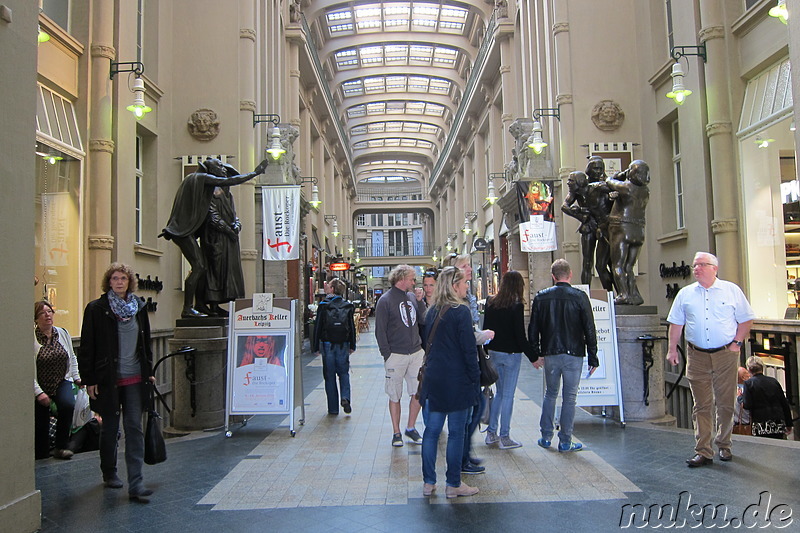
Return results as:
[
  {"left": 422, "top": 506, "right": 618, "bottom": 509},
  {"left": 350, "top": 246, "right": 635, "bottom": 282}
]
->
[{"left": 34, "top": 143, "right": 82, "bottom": 335}]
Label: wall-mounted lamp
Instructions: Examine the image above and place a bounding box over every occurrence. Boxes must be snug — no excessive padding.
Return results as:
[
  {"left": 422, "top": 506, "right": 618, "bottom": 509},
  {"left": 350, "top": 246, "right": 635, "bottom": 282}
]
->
[
  {"left": 666, "top": 44, "right": 706, "bottom": 106},
  {"left": 755, "top": 136, "right": 775, "bottom": 149},
  {"left": 670, "top": 44, "right": 707, "bottom": 63},
  {"left": 769, "top": 0, "right": 788, "bottom": 24},
  {"left": 300, "top": 176, "right": 321, "bottom": 209},
  {"left": 666, "top": 63, "right": 692, "bottom": 105},
  {"left": 486, "top": 172, "right": 507, "bottom": 204},
  {"left": 355, "top": 252, "right": 361, "bottom": 264},
  {"left": 432, "top": 249, "right": 439, "bottom": 262},
  {"left": 462, "top": 212, "right": 478, "bottom": 235},
  {"left": 325, "top": 215, "right": 339, "bottom": 237},
  {"left": 342, "top": 235, "right": 354, "bottom": 253},
  {"left": 253, "top": 113, "right": 286, "bottom": 160},
  {"left": 527, "top": 121, "right": 548, "bottom": 154},
  {"left": 445, "top": 236, "right": 453, "bottom": 251},
  {"left": 791, "top": 121, "right": 796, "bottom": 132},
  {"left": 110, "top": 61, "right": 152, "bottom": 119},
  {"left": 532, "top": 108, "right": 561, "bottom": 121}
]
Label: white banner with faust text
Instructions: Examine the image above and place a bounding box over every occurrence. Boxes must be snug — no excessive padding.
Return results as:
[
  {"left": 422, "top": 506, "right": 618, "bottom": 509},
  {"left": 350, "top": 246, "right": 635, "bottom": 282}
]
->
[{"left": 262, "top": 186, "right": 300, "bottom": 260}]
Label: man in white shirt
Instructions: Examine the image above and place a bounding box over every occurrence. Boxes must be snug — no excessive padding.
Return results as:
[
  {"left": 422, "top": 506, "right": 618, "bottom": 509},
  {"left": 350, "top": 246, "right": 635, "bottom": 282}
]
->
[{"left": 666, "top": 252, "right": 755, "bottom": 467}]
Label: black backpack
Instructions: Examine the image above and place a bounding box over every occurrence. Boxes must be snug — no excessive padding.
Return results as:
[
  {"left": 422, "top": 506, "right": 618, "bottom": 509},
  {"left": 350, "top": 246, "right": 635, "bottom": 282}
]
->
[{"left": 324, "top": 299, "right": 352, "bottom": 344}]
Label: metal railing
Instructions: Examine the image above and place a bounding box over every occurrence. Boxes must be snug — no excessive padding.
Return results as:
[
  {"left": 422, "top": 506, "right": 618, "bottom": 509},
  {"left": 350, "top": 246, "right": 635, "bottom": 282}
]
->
[
  {"left": 357, "top": 240, "right": 434, "bottom": 257},
  {"left": 73, "top": 328, "right": 175, "bottom": 427}
]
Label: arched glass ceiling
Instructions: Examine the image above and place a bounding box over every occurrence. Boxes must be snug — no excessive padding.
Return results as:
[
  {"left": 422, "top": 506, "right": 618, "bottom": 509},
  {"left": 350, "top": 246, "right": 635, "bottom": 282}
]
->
[
  {"left": 347, "top": 101, "right": 445, "bottom": 119},
  {"left": 307, "top": 0, "right": 487, "bottom": 193},
  {"left": 341, "top": 74, "right": 453, "bottom": 97},
  {"left": 351, "top": 121, "right": 442, "bottom": 137},
  {"left": 360, "top": 176, "right": 420, "bottom": 183},
  {"left": 326, "top": 3, "right": 469, "bottom": 35}
]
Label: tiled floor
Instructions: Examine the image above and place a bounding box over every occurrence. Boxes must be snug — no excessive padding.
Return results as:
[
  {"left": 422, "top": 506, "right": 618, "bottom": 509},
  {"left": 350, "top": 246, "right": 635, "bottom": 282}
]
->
[{"left": 35, "top": 320, "right": 800, "bottom": 532}]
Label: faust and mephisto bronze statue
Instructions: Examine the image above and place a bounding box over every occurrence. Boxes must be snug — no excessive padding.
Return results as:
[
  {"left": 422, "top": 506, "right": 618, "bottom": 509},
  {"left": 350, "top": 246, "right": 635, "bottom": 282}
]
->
[{"left": 160, "top": 157, "right": 269, "bottom": 318}]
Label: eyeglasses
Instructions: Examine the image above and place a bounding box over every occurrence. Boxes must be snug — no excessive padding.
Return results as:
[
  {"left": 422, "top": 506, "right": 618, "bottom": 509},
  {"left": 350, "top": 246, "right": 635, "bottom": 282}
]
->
[{"left": 692, "top": 262, "right": 715, "bottom": 268}]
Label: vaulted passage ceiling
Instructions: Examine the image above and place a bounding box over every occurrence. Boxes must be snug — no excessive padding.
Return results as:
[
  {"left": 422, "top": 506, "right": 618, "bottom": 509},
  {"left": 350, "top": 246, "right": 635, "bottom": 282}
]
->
[{"left": 304, "top": 0, "right": 492, "bottom": 192}]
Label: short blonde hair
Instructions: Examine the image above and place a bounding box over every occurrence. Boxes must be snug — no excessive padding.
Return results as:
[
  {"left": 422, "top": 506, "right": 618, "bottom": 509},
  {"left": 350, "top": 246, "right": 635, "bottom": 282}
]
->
[{"left": 101, "top": 262, "right": 137, "bottom": 294}]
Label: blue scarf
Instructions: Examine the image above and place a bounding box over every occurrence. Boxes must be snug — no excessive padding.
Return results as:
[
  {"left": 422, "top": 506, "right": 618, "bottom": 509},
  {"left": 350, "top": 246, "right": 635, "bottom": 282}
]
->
[{"left": 108, "top": 290, "right": 139, "bottom": 321}]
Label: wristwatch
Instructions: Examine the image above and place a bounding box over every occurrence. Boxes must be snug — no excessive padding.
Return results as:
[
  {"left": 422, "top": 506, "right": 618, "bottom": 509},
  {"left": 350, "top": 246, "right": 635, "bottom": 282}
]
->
[{"left": 733, "top": 340, "right": 743, "bottom": 347}]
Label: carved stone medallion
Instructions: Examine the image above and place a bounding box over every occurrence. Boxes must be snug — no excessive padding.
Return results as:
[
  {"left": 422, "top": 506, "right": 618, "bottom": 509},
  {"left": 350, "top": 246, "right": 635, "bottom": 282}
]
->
[
  {"left": 187, "top": 108, "right": 220, "bottom": 141},
  {"left": 591, "top": 100, "right": 624, "bottom": 132}
]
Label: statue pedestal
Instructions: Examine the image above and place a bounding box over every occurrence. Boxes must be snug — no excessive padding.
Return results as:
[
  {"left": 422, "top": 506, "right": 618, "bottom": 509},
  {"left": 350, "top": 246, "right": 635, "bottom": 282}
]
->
[
  {"left": 168, "top": 318, "right": 228, "bottom": 431},
  {"left": 614, "top": 307, "right": 675, "bottom": 424}
]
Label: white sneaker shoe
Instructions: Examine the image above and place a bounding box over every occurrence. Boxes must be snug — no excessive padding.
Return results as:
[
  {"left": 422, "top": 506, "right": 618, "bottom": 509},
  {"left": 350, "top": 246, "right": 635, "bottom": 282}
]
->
[{"left": 485, "top": 431, "right": 499, "bottom": 445}]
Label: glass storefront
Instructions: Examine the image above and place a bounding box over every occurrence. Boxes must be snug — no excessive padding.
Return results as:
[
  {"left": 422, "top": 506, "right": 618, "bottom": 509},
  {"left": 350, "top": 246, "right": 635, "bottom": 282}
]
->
[{"left": 34, "top": 142, "right": 82, "bottom": 334}]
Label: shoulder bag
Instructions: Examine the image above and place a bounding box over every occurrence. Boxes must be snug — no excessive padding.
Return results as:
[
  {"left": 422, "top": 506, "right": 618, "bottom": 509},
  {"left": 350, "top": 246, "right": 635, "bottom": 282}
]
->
[
  {"left": 478, "top": 345, "right": 499, "bottom": 387},
  {"left": 414, "top": 306, "right": 449, "bottom": 400},
  {"left": 144, "top": 382, "right": 167, "bottom": 465}
]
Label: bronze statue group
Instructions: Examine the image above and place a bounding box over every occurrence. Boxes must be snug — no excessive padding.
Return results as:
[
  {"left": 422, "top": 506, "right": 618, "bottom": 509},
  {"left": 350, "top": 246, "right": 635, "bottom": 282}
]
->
[{"left": 561, "top": 156, "right": 650, "bottom": 305}]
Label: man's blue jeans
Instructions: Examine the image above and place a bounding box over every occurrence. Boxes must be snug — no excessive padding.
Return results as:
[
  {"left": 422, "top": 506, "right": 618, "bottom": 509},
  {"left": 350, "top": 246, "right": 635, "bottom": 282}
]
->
[
  {"left": 321, "top": 342, "right": 351, "bottom": 414},
  {"left": 422, "top": 405, "right": 470, "bottom": 487},
  {"left": 540, "top": 353, "right": 583, "bottom": 445},
  {"left": 486, "top": 351, "right": 522, "bottom": 437}
]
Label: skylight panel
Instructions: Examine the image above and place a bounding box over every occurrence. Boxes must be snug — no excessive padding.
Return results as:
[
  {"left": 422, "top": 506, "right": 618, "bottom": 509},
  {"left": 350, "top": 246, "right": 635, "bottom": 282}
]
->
[
  {"left": 348, "top": 105, "right": 366, "bottom": 118},
  {"left": 366, "top": 102, "right": 386, "bottom": 114},
  {"left": 351, "top": 125, "right": 368, "bottom": 135},
  {"left": 412, "top": 19, "right": 437, "bottom": 29},
  {"left": 357, "top": 20, "right": 382, "bottom": 30},
  {"left": 355, "top": 7, "right": 381, "bottom": 18},
  {"left": 384, "top": 5, "right": 410, "bottom": 16},
  {"left": 327, "top": 10, "right": 352, "bottom": 22},
  {"left": 330, "top": 23, "right": 354, "bottom": 33}
]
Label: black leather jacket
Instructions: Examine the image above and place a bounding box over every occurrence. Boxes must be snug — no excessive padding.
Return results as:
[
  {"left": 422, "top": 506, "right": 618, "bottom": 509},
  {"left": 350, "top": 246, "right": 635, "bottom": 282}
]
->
[{"left": 527, "top": 282, "right": 598, "bottom": 367}]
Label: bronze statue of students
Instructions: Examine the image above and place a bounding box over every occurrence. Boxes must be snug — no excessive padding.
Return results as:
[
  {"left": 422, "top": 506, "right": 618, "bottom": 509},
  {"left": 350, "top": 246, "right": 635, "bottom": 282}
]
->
[
  {"left": 605, "top": 160, "right": 650, "bottom": 305},
  {"left": 160, "top": 157, "right": 268, "bottom": 318},
  {"left": 561, "top": 156, "right": 614, "bottom": 290}
]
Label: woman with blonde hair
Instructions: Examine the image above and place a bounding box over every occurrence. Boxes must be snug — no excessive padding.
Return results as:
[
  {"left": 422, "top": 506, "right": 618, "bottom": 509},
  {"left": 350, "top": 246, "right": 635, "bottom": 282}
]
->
[
  {"left": 417, "top": 266, "right": 481, "bottom": 498},
  {"left": 79, "top": 263, "right": 155, "bottom": 503}
]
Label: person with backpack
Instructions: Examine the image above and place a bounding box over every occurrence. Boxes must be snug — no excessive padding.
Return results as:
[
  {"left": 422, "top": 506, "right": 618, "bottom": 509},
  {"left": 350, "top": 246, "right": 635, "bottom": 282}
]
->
[{"left": 313, "top": 278, "right": 356, "bottom": 415}]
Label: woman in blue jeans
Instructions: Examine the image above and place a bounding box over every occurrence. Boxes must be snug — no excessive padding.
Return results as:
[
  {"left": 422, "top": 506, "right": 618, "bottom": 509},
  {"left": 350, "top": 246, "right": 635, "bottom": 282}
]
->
[
  {"left": 482, "top": 271, "right": 537, "bottom": 449},
  {"left": 312, "top": 278, "right": 356, "bottom": 415},
  {"left": 418, "top": 266, "right": 481, "bottom": 499}
]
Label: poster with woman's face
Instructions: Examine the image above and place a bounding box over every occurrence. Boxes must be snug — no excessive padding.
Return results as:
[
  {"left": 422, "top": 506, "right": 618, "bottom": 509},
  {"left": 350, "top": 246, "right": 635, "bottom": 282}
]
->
[{"left": 237, "top": 334, "right": 286, "bottom": 368}]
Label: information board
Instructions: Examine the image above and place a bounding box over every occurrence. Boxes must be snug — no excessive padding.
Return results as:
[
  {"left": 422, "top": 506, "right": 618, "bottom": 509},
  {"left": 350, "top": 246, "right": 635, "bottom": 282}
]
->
[
  {"left": 574, "top": 289, "right": 625, "bottom": 423},
  {"left": 225, "top": 297, "right": 296, "bottom": 431}
]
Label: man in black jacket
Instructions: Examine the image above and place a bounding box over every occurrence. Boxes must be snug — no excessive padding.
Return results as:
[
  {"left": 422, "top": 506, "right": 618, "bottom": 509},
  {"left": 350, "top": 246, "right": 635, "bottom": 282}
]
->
[{"left": 528, "top": 259, "right": 598, "bottom": 452}]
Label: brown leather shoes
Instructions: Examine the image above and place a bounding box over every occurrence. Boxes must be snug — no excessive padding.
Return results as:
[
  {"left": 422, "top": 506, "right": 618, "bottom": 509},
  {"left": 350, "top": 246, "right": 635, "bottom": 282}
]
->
[
  {"left": 718, "top": 448, "right": 732, "bottom": 462},
  {"left": 686, "top": 454, "right": 713, "bottom": 468}
]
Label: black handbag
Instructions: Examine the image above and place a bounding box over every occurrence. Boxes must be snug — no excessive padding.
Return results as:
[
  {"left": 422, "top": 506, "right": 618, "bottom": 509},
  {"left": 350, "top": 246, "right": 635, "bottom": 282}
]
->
[
  {"left": 144, "top": 384, "right": 167, "bottom": 465},
  {"left": 478, "top": 345, "right": 499, "bottom": 387}
]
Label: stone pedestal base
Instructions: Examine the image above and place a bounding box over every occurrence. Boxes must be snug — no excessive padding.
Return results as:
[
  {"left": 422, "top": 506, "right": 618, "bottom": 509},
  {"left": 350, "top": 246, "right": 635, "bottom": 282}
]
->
[
  {"left": 169, "top": 318, "right": 228, "bottom": 431},
  {"left": 615, "top": 308, "right": 673, "bottom": 423}
]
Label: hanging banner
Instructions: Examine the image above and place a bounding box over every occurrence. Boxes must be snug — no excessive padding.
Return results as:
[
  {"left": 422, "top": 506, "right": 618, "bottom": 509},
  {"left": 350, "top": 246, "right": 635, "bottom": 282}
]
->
[
  {"left": 262, "top": 186, "right": 300, "bottom": 260},
  {"left": 517, "top": 180, "right": 557, "bottom": 252}
]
